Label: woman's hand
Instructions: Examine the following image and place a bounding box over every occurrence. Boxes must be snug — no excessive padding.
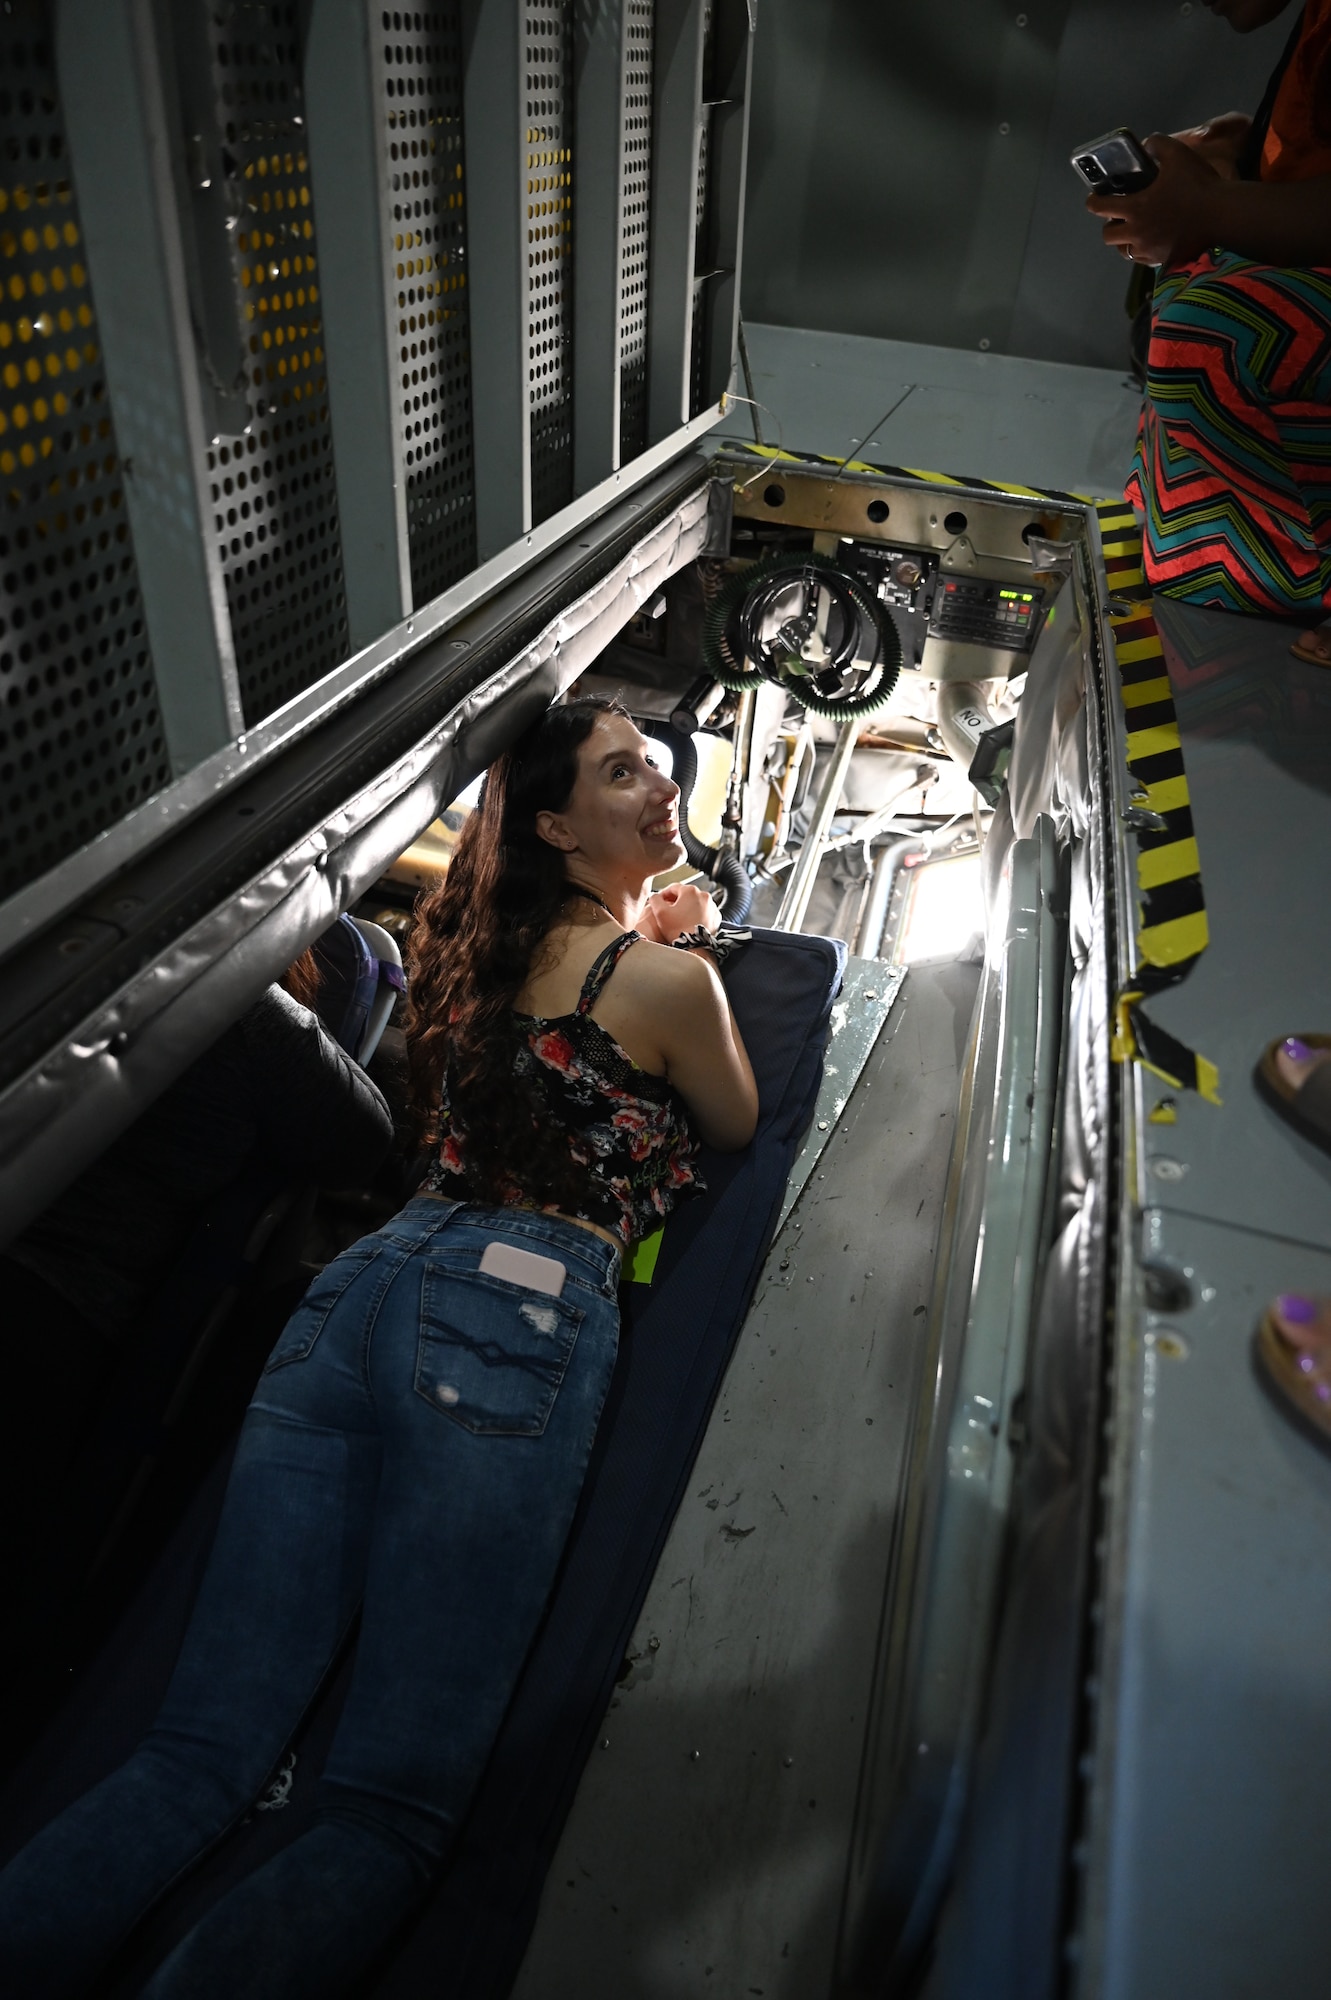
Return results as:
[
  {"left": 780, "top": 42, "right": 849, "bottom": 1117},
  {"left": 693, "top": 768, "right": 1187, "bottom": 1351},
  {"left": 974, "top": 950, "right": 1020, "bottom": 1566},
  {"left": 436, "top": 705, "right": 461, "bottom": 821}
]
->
[
  {"left": 1173, "top": 110, "right": 1251, "bottom": 178},
  {"left": 1087, "top": 133, "right": 1331, "bottom": 268},
  {"left": 1086, "top": 133, "right": 1224, "bottom": 267},
  {"left": 638, "top": 880, "right": 721, "bottom": 945}
]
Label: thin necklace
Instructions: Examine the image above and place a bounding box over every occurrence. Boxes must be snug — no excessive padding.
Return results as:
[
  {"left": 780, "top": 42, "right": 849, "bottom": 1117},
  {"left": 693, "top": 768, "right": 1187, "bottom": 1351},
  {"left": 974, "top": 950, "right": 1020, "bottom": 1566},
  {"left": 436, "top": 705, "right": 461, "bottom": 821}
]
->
[{"left": 565, "top": 885, "right": 613, "bottom": 917}]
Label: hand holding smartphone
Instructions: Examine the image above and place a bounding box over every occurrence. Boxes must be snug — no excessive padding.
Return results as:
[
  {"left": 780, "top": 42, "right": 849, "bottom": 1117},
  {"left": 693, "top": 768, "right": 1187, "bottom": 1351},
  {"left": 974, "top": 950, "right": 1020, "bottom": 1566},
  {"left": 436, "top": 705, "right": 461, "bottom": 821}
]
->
[{"left": 1071, "top": 128, "right": 1159, "bottom": 197}]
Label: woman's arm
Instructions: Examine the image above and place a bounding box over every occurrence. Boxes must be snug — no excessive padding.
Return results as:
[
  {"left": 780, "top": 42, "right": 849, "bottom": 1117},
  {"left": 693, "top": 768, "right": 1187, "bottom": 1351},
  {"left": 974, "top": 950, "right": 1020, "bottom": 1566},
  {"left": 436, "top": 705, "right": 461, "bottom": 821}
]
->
[
  {"left": 640, "top": 948, "right": 758, "bottom": 1151},
  {"left": 1087, "top": 132, "right": 1331, "bottom": 268}
]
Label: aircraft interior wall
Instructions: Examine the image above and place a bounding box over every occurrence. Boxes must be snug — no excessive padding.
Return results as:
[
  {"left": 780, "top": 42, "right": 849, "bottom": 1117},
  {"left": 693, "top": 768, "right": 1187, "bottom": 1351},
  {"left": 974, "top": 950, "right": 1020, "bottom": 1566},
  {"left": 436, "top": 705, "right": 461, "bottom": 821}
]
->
[{"left": 741, "top": 0, "right": 1292, "bottom": 369}]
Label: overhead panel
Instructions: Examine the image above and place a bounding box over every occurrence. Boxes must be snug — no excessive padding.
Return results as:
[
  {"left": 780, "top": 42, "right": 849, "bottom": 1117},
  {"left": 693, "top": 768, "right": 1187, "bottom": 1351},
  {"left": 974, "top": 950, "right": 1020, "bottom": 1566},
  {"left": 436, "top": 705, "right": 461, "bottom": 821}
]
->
[
  {"left": 0, "top": 3, "right": 172, "bottom": 903},
  {"left": 619, "top": 0, "right": 653, "bottom": 463},
  {"left": 379, "top": 4, "right": 477, "bottom": 604},
  {"left": 573, "top": 0, "right": 654, "bottom": 495},
  {"left": 189, "top": 2, "right": 349, "bottom": 727},
  {"left": 525, "top": 0, "right": 574, "bottom": 528}
]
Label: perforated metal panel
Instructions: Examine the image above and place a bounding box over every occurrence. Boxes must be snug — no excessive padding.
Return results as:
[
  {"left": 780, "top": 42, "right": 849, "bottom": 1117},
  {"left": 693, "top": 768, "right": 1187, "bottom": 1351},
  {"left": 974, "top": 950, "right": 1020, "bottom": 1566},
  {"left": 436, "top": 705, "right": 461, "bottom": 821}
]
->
[
  {"left": 525, "top": 0, "right": 573, "bottom": 526},
  {"left": 201, "top": 3, "right": 348, "bottom": 728},
  {"left": 0, "top": 6, "right": 171, "bottom": 903},
  {"left": 380, "top": 4, "right": 477, "bottom": 605},
  {"left": 617, "top": 0, "right": 652, "bottom": 463},
  {"left": 689, "top": 0, "right": 715, "bottom": 419}
]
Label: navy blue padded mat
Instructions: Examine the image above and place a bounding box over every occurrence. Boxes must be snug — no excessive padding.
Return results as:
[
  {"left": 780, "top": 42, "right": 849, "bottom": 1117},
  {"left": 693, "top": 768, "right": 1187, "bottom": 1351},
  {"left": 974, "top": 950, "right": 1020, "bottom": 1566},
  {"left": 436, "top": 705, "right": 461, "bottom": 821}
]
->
[{"left": 0, "top": 929, "right": 843, "bottom": 1998}]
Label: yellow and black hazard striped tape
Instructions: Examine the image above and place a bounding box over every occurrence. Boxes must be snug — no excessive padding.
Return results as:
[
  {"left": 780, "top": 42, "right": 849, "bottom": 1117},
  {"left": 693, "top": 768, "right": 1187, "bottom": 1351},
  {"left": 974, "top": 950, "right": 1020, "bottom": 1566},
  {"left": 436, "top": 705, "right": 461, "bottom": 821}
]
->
[
  {"left": 1097, "top": 501, "right": 1221, "bottom": 1105},
  {"left": 720, "top": 437, "right": 1100, "bottom": 507}
]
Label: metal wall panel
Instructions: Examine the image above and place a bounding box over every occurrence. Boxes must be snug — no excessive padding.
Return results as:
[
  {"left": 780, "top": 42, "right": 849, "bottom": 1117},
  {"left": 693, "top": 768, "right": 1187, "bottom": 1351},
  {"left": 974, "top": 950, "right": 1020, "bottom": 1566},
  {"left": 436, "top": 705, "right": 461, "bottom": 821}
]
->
[
  {"left": 618, "top": 0, "right": 652, "bottom": 460},
  {"left": 572, "top": 0, "right": 654, "bottom": 492},
  {"left": 739, "top": 0, "right": 1291, "bottom": 369},
  {"left": 380, "top": 3, "right": 478, "bottom": 601},
  {"left": 0, "top": 3, "right": 172, "bottom": 902},
  {"left": 1, "top": 0, "right": 745, "bottom": 939},
  {"left": 525, "top": 0, "right": 575, "bottom": 525},
  {"left": 188, "top": 0, "right": 350, "bottom": 725}
]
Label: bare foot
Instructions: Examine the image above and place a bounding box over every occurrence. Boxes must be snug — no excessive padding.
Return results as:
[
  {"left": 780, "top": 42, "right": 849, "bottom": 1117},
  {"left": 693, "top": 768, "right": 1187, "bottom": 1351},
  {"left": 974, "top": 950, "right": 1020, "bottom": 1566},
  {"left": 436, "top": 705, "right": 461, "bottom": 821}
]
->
[
  {"left": 1266, "top": 1295, "right": 1331, "bottom": 1406},
  {"left": 1291, "top": 621, "right": 1331, "bottom": 666},
  {"left": 1273, "top": 1037, "right": 1331, "bottom": 1094}
]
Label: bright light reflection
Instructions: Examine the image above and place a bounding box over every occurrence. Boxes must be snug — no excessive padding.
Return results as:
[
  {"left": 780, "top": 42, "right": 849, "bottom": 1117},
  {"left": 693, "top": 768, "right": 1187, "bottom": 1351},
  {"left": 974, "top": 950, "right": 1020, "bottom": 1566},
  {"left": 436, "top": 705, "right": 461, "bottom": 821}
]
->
[
  {"left": 893, "top": 852, "right": 984, "bottom": 964},
  {"left": 452, "top": 772, "right": 485, "bottom": 810}
]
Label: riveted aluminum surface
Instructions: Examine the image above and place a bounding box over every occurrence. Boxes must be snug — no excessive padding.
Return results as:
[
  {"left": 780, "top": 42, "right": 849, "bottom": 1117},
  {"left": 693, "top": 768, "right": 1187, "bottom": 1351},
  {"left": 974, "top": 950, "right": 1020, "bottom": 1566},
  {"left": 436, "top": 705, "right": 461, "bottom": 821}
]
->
[
  {"left": 618, "top": 0, "right": 653, "bottom": 459},
  {"left": 525, "top": 0, "right": 575, "bottom": 527},
  {"left": 377, "top": 2, "right": 477, "bottom": 602},
  {"left": 0, "top": 2, "right": 172, "bottom": 902},
  {"left": 194, "top": 3, "right": 349, "bottom": 724}
]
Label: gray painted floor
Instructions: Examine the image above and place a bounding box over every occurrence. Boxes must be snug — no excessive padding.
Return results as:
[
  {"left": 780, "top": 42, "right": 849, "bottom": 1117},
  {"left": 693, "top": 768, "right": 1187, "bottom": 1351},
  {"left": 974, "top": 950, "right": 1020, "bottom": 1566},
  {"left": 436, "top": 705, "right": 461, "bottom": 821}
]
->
[
  {"left": 1086, "top": 597, "right": 1331, "bottom": 2000},
  {"left": 511, "top": 957, "right": 980, "bottom": 2000},
  {"left": 720, "top": 322, "right": 1143, "bottom": 499},
  {"left": 1135, "top": 598, "right": 1331, "bottom": 1250}
]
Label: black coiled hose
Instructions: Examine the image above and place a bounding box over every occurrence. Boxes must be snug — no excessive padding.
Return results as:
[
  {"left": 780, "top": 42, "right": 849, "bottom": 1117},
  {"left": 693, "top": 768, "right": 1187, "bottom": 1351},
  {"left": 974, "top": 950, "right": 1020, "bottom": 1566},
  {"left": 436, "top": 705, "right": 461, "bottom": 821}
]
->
[
  {"left": 702, "top": 550, "right": 901, "bottom": 721},
  {"left": 640, "top": 718, "right": 753, "bottom": 924}
]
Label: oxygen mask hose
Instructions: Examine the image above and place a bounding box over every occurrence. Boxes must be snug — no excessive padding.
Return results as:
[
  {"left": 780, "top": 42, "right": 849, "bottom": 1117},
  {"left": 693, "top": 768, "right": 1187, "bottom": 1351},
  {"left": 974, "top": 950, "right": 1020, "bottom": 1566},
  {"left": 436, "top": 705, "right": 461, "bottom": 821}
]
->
[{"left": 701, "top": 550, "right": 902, "bottom": 722}]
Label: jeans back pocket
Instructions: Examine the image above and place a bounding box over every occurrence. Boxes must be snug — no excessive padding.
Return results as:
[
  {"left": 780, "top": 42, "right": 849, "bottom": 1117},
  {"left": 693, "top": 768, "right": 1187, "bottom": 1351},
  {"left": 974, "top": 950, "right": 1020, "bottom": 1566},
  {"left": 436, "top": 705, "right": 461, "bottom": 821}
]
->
[{"left": 415, "top": 1264, "right": 585, "bottom": 1437}]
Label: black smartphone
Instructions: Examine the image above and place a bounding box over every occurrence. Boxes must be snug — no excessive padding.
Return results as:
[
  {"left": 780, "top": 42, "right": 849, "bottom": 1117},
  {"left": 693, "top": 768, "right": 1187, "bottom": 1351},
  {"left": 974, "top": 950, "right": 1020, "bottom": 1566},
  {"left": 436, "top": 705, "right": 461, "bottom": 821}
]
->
[{"left": 1071, "top": 128, "right": 1159, "bottom": 196}]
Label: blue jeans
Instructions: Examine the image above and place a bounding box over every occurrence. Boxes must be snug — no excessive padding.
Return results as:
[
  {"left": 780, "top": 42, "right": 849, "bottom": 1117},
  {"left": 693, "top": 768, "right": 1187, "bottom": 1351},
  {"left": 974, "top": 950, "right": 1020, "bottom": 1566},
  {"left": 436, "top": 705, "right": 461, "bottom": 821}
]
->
[{"left": 0, "top": 1198, "right": 621, "bottom": 1999}]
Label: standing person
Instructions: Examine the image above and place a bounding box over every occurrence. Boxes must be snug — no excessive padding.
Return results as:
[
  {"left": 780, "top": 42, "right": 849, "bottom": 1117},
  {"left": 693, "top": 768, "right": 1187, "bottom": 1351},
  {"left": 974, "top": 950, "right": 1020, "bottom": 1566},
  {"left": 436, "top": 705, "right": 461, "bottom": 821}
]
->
[
  {"left": 0, "top": 696, "right": 757, "bottom": 1999},
  {"left": 1085, "top": 0, "right": 1331, "bottom": 658}
]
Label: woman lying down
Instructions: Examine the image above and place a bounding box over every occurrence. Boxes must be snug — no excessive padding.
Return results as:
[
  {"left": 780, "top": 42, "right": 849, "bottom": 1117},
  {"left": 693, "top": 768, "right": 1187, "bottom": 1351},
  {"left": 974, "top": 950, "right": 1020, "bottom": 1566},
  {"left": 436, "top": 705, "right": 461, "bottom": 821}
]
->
[{"left": 0, "top": 696, "right": 758, "bottom": 1998}]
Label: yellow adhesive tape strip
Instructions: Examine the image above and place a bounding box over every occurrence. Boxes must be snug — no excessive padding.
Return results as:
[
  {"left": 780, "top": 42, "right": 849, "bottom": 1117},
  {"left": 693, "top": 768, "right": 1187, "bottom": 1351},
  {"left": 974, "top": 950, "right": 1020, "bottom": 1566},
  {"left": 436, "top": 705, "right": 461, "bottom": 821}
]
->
[
  {"left": 1115, "top": 635, "right": 1167, "bottom": 664},
  {"left": 1137, "top": 837, "right": 1201, "bottom": 890},
  {"left": 1142, "top": 774, "right": 1192, "bottom": 813},
  {"left": 1126, "top": 721, "right": 1182, "bottom": 759},
  {"left": 1138, "top": 909, "right": 1210, "bottom": 967},
  {"left": 1120, "top": 675, "right": 1174, "bottom": 709}
]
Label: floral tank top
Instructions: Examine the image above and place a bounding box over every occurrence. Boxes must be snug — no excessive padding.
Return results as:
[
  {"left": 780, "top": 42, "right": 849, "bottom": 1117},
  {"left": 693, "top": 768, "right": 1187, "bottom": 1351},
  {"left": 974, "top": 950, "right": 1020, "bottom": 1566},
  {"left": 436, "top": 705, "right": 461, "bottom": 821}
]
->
[{"left": 422, "top": 932, "right": 704, "bottom": 1246}]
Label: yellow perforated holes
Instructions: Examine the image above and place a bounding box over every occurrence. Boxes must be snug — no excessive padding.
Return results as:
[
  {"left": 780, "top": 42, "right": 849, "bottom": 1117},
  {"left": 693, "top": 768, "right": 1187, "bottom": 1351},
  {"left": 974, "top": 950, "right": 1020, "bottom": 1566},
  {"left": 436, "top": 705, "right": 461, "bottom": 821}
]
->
[{"left": 0, "top": 43, "right": 169, "bottom": 901}]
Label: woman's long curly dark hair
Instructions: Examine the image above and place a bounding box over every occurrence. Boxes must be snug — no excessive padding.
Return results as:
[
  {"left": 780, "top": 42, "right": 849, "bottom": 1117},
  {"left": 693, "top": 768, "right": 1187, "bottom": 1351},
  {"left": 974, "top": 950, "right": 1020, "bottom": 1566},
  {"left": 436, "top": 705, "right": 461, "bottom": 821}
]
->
[{"left": 405, "top": 695, "right": 630, "bottom": 1206}]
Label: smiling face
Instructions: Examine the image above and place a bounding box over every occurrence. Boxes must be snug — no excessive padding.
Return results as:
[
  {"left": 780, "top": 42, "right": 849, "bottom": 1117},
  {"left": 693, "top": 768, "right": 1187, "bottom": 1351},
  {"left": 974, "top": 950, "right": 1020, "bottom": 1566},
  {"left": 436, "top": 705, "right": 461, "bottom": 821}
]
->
[{"left": 534, "top": 712, "right": 683, "bottom": 891}]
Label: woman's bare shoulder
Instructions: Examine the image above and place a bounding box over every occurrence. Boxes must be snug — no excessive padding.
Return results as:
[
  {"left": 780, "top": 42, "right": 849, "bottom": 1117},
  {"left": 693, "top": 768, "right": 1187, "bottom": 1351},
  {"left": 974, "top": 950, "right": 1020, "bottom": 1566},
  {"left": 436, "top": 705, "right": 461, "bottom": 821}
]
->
[{"left": 617, "top": 935, "right": 722, "bottom": 1011}]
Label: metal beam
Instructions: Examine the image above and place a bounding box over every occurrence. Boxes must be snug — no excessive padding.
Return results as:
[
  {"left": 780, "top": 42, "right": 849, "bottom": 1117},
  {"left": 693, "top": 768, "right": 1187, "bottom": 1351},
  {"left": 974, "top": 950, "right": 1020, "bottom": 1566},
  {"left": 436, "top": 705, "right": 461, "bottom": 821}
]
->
[
  {"left": 55, "top": 0, "right": 243, "bottom": 772},
  {"left": 304, "top": 0, "right": 413, "bottom": 647},
  {"left": 645, "top": 0, "right": 707, "bottom": 444},
  {"left": 460, "top": 0, "right": 529, "bottom": 558},
  {"left": 573, "top": 0, "right": 631, "bottom": 493},
  {"left": 697, "top": 0, "right": 754, "bottom": 411}
]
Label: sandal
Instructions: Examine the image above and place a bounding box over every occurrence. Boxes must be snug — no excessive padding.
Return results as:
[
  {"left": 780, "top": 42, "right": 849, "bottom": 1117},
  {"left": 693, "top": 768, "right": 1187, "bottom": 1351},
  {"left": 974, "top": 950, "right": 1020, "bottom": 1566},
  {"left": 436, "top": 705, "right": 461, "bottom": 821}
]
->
[
  {"left": 1290, "top": 621, "right": 1331, "bottom": 667},
  {"left": 1256, "top": 1294, "right": 1331, "bottom": 1444},
  {"left": 1254, "top": 1034, "right": 1331, "bottom": 1157}
]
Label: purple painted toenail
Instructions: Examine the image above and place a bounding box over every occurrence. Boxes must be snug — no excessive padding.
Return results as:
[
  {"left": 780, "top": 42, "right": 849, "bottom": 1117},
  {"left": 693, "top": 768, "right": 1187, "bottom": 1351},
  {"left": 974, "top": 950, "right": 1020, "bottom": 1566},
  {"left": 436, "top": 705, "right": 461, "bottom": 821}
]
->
[
  {"left": 1317, "top": 1383, "right": 1330, "bottom": 1403},
  {"left": 1282, "top": 1037, "right": 1315, "bottom": 1062},
  {"left": 1299, "top": 1354, "right": 1316, "bottom": 1372},
  {"left": 1277, "top": 1294, "right": 1318, "bottom": 1324}
]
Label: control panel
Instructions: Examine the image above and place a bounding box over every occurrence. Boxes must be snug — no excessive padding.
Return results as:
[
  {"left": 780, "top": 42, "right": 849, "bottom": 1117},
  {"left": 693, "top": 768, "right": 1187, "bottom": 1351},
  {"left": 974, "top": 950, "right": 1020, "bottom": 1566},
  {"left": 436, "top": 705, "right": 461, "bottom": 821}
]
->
[
  {"left": 928, "top": 577, "right": 1045, "bottom": 652},
  {"left": 844, "top": 542, "right": 940, "bottom": 670}
]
